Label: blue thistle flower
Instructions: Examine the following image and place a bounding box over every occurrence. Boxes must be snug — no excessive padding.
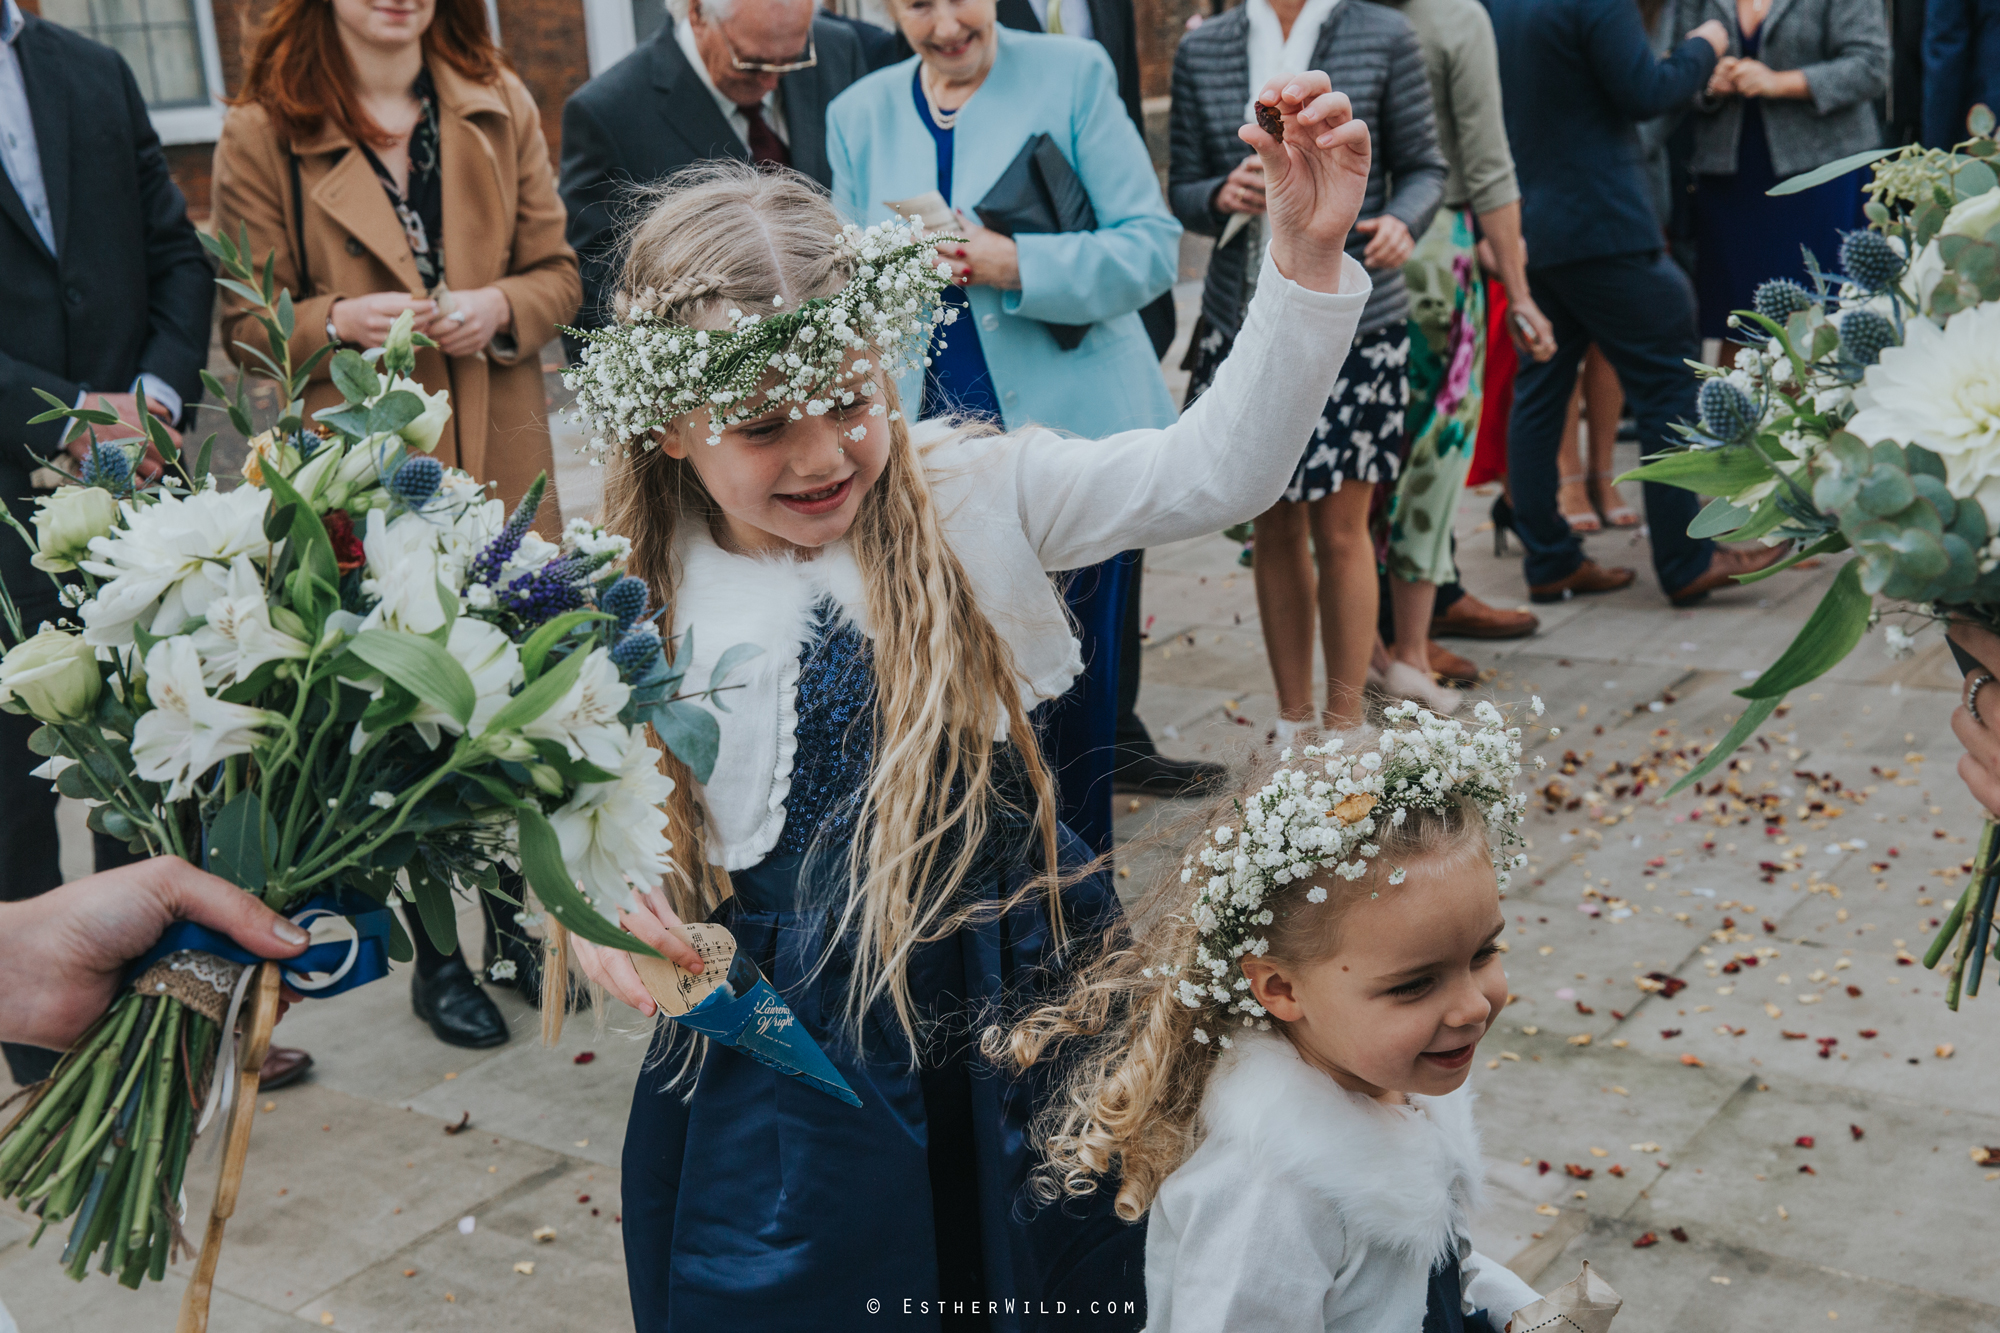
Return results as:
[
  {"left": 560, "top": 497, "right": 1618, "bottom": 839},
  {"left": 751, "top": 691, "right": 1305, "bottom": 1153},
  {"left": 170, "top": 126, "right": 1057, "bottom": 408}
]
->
[
  {"left": 610, "top": 630, "right": 664, "bottom": 677},
  {"left": 598, "top": 576, "right": 649, "bottom": 636},
  {"left": 1753, "top": 279, "right": 1817, "bottom": 324},
  {"left": 1697, "top": 378, "right": 1758, "bottom": 444},
  {"left": 1838, "top": 230, "right": 1903, "bottom": 292},
  {"left": 1838, "top": 309, "right": 1898, "bottom": 366},
  {"left": 80, "top": 441, "right": 131, "bottom": 492},
  {"left": 389, "top": 455, "right": 443, "bottom": 509}
]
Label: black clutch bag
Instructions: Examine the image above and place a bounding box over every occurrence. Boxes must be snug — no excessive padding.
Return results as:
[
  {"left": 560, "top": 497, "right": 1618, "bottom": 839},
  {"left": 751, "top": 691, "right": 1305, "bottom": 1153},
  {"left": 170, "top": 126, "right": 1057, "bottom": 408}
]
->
[{"left": 974, "top": 133, "right": 1098, "bottom": 352}]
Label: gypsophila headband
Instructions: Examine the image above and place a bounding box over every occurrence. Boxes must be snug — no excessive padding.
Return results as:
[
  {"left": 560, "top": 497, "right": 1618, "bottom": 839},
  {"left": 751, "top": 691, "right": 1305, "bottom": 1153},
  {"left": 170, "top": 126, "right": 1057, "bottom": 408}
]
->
[
  {"left": 1158, "top": 700, "right": 1549, "bottom": 1049},
  {"left": 561, "top": 216, "right": 963, "bottom": 451}
]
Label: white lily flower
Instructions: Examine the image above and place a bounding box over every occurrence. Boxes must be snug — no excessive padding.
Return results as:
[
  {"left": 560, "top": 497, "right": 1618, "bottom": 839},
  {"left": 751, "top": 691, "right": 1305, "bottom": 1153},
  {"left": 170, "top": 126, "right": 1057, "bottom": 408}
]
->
[
  {"left": 358, "top": 508, "right": 458, "bottom": 634},
  {"left": 549, "top": 729, "right": 674, "bottom": 913},
  {"left": 523, "top": 648, "right": 631, "bottom": 770},
  {"left": 409, "top": 618, "right": 523, "bottom": 746},
  {"left": 131, "top": 637, "right": 282, "bottom": 800},
  {"left": 189, "top": 556, "right": 312, "bottom": 688}
]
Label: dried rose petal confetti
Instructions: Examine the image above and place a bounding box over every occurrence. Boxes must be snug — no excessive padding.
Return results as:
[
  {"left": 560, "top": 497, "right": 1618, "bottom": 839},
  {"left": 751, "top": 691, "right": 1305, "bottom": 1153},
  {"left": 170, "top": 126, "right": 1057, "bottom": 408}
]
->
[
  {"left": 1633, "top": 1232, "right": 1660, "bottom": 1248},
  {"left": 574, "top": 1052, "right": 596, "bottom": 1065},
  {"left": 1796, "top": 1136, "right": 1816, "bottom": 1149},
  {"left": 1849, "top": 1125, "right": 1864, "bottom": 1140},
  {"left": 1669, "top": 1227, "right": 1690, "bottom": 1242}
]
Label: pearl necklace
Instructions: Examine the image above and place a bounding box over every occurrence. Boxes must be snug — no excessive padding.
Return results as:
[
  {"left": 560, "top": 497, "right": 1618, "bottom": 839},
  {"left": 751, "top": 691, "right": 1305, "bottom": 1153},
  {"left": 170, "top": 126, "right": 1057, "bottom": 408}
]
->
[{"left": 920, "top": 66, "right": 976, "bottom": 130}]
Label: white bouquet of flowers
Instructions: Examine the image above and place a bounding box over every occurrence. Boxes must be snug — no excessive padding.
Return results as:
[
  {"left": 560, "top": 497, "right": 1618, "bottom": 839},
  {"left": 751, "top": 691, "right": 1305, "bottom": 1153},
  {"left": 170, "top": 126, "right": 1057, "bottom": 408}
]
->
[
  {"left": 1619, "top": 108, "right": 2000, "bottom": 1007},
  {"left": 0, "top": 230, "right": 748, "bottom": 1299}
]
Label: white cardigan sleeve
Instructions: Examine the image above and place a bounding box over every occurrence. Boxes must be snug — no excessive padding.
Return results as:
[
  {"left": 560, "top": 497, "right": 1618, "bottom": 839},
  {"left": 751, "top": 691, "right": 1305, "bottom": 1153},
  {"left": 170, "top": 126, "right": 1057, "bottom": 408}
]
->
[
  {"left": 1463, "top": 1247, "right": 1542, "bottom": 1330},
  {"left": 1146, "top": 1160, "right": 1352, "bottom": 1332},
  {"left": 997, "top": 250, "right": 1370, "bottom": 573}
]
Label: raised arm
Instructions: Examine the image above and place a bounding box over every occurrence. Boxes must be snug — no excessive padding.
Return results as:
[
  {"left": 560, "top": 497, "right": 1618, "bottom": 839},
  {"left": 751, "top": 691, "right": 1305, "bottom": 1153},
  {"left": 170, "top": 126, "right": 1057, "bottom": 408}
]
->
[
  {"left": 1582, "top": 0, "right": 1718, "bottom": 122},
  {"left": 996, "top": 76, "right": 1373, "bottom": 571},
  {"left": 1006, "top": 46, "right": 1182, "bottom": 328}
]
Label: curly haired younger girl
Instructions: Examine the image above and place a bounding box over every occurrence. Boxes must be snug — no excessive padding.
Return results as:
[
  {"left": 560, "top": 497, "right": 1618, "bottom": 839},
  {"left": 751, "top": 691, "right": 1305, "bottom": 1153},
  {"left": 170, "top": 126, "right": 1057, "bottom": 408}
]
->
[
  {"left": 552, "top": 71, "right": 1375, "bottom": 1333},
  {"left": 997, "top": 704, "right": 1554, "bottom": 1332}
]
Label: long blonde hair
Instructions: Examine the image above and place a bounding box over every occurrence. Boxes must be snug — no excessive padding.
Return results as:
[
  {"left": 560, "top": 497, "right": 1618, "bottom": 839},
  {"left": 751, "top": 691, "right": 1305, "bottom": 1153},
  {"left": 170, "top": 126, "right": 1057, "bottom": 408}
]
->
[
  {"left": 988, "top": 747, "right": 1491, "bottom": 1221},
  {"left": 589, "top": 163, "right": 1064, "bottom": 1051}
]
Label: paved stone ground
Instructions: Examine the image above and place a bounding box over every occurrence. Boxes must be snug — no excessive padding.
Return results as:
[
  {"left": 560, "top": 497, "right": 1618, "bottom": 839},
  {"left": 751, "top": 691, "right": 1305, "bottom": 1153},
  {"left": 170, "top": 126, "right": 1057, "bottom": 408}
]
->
[{"left": 6, "top": 303, "right": 1998, "bottom": 1330}]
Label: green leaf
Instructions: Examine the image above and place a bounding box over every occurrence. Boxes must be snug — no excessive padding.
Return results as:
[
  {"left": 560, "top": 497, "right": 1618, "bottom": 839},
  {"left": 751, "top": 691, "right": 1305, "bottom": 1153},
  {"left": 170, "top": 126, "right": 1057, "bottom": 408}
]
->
[
  {"left": 407, "top": 874, "right": 458, "bottom": 955},
  {"left": 1970, "top": 103, "right": 1997, "bottom": 137},
  {"left": 347, "top": 629, "right": 477, "bottom": 727},
  {"left": 1955, "top": 159, "right": 1997, "bottom": 201},
  {"left": 1666, "top": 695, "right": 1784, "bottom": 798},
  {"left": 519, "top": 610, "right": 613, "bottom": 682},
  {"left": 1688, "top": 498, "right": 1752, "bottom": 540},
  {"left": 359, "top": 679, "right": 421, "bottom": 734},
  {"left": 651, "top": 698, "right": 720, "bottom": 784},
  {"left": 1768, "top": 147, "right": 1896, "bottom": 196},
  {"left": 1618, "top": 446, "right": 1774, "bottom": 496},
  {"left": 484, "top": 645, "right": 587, "bottom": 735},
  {"left": 206, "top": 790, "right": 275, "bottom": 892},
  {"left": 313, "top": 405, "right": 375, "bottom": 440},
  {"left": 386, "top": 910, "right": 414, "bottom": 964},
  {"left": 276, "top": 289, "right": 295, "bottom": 340},
  {"left": 1735, "top": 561, "right": 1871, "bottom": 699},
  {"left": 707, "top": 642, "right": 763, "bottom": 700},
  {"left": 216, "top": 277, "right": 268, "bottom": 309},
  {"left": 27, "top": 725, "right": 64, "bottom": 757},
  {"left": 330, "top": 349, "right": 379, "bottom": 406},
  {"left": 140, "top": 403, "right": 178, "bottom": 467},
  {"left": 263, "top": 466, "right": 338, "bottom": 588},
  {"left": 193, "top": 433, "right": 216, "bottom": 484},
  {"left": 368, "top": 391, "right": 425, "bottom": 437},
  {"left": 264, "top": 500, "right": 299, "bottom": 544},
  {"left": 515, "top": 805, "right": 661, "bottom": 958}
]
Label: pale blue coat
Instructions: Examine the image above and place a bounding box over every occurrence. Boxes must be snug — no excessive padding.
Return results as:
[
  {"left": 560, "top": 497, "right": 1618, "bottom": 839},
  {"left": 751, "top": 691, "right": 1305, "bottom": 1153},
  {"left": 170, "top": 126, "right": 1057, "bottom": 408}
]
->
[{"left": 826, "top": 28, "right": 1181, "bottom": 437}]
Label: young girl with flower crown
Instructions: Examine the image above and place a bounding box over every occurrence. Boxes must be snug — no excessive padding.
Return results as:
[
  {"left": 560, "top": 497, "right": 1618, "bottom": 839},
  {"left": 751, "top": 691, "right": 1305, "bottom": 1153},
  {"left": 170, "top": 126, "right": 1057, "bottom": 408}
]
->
[
  {"left": 996, "top": 702, "right": 1554, "bottom": 1332},
  {"left": 548, "top": 72, "right": 1373, "bottom": 1333}
]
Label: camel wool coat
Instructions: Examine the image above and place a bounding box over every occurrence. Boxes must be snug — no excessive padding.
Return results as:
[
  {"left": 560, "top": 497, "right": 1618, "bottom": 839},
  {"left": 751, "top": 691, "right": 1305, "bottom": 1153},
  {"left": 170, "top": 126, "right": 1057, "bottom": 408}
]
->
[{"left": 211, "top": 62, "right": 579, "bottom": 516}]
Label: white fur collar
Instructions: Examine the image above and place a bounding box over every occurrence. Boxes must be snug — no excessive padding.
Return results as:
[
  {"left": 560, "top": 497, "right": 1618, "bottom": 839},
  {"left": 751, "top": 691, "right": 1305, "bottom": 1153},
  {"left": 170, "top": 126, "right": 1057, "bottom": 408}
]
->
[
  {"left": 671, "top": 524, "right": 872, "bottom": 652},
  {"left": 1198, "top": 1029, "right": 1486, "bottom": 1263}
]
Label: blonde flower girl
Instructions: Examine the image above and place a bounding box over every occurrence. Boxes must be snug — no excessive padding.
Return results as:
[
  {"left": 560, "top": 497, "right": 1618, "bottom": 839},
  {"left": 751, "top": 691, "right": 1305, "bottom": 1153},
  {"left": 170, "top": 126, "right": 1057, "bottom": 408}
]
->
[{"left": 998, "top": 703, "right": 1555, "bottom": 1331}]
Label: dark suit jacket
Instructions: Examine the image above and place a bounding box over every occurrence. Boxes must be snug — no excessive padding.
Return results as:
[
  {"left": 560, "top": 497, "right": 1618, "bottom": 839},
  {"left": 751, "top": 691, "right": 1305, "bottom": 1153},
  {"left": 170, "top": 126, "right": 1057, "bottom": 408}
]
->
[
  {"left": 0, "top": 14, "right": 211, "bottom": 631},
  {"left": 820, "top": 9, "right": 908, "bottom": 71},
  {"left": 0, "top": 15, "right": 211, "bottom": 483},
  {"left": 559, "top": 16, "right": 868, "bottom": 343},
  {"left": 1487, "top": 0, "right": 1717, "bottom": 269}
]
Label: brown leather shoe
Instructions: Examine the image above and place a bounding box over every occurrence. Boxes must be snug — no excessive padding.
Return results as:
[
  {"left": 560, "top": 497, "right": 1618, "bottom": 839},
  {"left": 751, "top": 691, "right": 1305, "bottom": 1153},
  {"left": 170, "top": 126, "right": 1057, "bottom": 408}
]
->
[
  {"left": 258, "top": 1046, "right": 314, "bottom": 1091},
  {"left": 1431, "top": 593, "right": 1540, "bottom": 640},
  {"left": 1427, "top": 642, "right": 1479, "bottom": 687},
  {"left": 1668, "top": 542, "right": 1793, "bottom": 607},
  {"left": 1529, "top": 559, "right": 1637, "bottom": 604}
]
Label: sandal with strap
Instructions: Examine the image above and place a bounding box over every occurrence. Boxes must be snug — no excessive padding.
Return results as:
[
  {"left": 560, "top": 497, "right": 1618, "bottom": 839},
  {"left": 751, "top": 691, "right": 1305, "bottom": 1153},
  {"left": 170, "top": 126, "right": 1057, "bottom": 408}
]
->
[
  {"left": 1591, "top": 471, "right": 1640, "bottom": 528},
  {"left": 1559, "top": 473, "right": 1600, "bottom": 534}
]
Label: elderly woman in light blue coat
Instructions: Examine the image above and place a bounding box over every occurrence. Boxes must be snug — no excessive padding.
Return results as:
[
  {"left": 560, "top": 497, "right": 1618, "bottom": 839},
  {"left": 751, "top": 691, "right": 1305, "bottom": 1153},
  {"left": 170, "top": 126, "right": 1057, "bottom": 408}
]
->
[{"left": 827, "top": 1, "right": 1182, "bottom": 855}]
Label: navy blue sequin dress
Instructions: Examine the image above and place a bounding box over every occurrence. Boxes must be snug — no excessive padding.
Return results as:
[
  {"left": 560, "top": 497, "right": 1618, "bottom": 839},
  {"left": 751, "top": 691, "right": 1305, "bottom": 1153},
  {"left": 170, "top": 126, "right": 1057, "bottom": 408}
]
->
[{"left": 621, "top": 602, "right": 1143, "bottom": 1332}]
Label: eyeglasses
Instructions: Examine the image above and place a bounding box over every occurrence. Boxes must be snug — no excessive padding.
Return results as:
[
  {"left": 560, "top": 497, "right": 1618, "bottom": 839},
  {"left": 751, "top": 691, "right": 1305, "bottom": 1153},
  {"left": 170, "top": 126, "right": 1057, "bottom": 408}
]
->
[{"left": 723, "top": 32, "right": 817, "bottom": 73}]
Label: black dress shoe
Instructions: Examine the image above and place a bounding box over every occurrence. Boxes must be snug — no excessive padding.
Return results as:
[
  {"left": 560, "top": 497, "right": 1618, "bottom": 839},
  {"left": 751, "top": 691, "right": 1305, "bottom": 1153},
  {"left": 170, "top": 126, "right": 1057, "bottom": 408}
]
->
[
  {"left": 1112, "top": 751, "right": 1229, "bottom": 798},
  {"left": 411, "top": 958, "right": 510, "bottom": 1049}
]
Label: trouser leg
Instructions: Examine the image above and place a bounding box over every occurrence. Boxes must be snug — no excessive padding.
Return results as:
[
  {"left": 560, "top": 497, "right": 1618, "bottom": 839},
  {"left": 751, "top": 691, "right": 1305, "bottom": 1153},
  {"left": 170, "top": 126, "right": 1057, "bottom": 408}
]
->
[
  {"left": 1507, "top": 276, "right": 1593, "bottom": 588},
  {"left": 1114, "top": 552, "right": 1152, "bottom": 757}
]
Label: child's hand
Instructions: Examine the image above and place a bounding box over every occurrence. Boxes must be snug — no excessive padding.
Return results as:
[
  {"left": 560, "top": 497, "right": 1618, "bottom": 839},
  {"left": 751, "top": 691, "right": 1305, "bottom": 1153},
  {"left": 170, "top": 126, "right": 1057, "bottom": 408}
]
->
[
  {"left": 1238, "top": 72, "right": 1371, "bottom": 294},
  {"left": 568, "top": 886, "right": 707, "bottom": 1017}
]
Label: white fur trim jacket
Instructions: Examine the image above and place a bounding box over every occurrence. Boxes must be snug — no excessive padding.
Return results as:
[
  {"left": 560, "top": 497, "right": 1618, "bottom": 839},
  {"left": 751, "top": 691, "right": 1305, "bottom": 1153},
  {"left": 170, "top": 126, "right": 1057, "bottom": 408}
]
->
[
  {"left": 1144, "top": 1031, "right": 1541, "bottom": 1332},
  {"left": 670, "top": 252, "right": 1371, "bottom": 869}
]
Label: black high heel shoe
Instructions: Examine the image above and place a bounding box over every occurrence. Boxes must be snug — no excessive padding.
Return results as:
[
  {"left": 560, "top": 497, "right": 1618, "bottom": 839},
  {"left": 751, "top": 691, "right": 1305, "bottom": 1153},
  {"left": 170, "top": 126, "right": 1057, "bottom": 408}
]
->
[{"left": 1490, "top": 495, "right": 1515, "bottom": 558}]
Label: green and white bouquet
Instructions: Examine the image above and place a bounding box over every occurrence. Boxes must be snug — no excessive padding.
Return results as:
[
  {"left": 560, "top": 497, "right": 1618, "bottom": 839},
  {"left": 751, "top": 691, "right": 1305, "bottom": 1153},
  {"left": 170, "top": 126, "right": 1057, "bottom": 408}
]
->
[
  {"left": 0, "top": 231, "right": 744, "bottom": 1291},
  {"left": 1622, "top": 108, "right": 2000, "bottom": 1008}
]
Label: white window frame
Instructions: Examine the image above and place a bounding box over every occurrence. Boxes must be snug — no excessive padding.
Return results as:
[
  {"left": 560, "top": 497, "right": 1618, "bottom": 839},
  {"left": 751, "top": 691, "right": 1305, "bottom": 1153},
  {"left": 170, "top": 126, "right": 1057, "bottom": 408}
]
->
[{"left": 582, "top": 0, "right": 641, "bottom": 74}]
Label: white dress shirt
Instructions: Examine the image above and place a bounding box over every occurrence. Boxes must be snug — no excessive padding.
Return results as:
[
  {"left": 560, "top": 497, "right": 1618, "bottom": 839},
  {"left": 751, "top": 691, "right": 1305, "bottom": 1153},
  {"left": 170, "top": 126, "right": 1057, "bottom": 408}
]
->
[
  {"left": 1025, "top": 0, "right": 1093, "bottom": 43},
  {"left": 674, "top": 15, "right": 789, "bottom": 151},
  {"left": 0, "top": 0, "right": 182, "bottom": 425}
]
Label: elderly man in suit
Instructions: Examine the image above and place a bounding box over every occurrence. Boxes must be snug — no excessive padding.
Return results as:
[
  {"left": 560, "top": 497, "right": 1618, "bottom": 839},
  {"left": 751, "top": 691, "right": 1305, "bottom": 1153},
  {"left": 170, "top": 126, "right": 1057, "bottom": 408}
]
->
[
  {"left": 0, "top": 0, "right": 217, "bottom": 1087},
  {"left": 560, "top": 0, "right": 868, "bottom": 346}
]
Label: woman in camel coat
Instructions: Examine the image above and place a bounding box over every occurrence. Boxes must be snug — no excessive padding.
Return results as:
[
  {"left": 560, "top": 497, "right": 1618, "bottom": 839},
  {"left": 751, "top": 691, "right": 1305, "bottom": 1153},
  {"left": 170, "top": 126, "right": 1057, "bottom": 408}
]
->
[{"left": 211, "top": 0, "right": 579, "bottom": 517}]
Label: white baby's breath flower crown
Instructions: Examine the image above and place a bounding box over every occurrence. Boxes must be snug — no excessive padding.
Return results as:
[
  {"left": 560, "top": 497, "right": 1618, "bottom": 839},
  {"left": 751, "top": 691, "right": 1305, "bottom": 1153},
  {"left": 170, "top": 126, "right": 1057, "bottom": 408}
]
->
[
  {"left": 561, "top": 216, "right": 961, "bottom": 451},
  {"left": 1165, "top": 699, "right": 1548, "bottom": 1049}
]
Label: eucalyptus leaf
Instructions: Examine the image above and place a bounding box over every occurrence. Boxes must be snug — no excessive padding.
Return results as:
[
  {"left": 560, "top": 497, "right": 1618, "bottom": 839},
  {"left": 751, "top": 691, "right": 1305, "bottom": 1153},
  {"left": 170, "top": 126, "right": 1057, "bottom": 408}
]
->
[
  {"left": 1688, "top": 498, "right": 1752, "bottom": 540},
  {"left": 330, "top": 349, "right": 379, "bottom": 406},
  {"left": 652, "top": 698, "right": 721, "bottom": 784},
  {"left": 707, "top": 642, "right": 763, "bottom": 699},
  {"left": 1955, "top": 159, "right": 1997, "bottom": 201},
  {"left": 1767, "top": 147, "right": 1895, "bottom": 196}
]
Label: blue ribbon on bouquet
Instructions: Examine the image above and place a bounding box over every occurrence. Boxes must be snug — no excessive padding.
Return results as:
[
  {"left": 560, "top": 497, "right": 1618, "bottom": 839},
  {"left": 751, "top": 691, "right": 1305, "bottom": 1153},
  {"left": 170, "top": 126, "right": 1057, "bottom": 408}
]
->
[
  {"left": 672, "top": 949, "right": 862, "bottom": 1108},
  {"left": 125, "top": 893, "right": 396, "bottom": 1000}
]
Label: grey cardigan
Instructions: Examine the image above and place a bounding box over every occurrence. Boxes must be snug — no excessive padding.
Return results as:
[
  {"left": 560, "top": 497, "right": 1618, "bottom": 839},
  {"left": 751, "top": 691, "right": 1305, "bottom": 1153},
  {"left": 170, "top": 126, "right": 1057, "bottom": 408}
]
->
[
  {"left": 1169, "top": 1, "right": 1447, "bottom": 339},
  {"left": 1676, "top": 0, "right": 1889, "bottom": 179}
]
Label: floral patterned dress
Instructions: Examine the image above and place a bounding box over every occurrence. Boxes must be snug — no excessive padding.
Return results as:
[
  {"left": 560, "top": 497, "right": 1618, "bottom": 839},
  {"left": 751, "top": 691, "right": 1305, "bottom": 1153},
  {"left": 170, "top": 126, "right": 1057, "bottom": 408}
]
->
[{"left": 1385, "top": 210, "right": 1486, "bottom": 586}]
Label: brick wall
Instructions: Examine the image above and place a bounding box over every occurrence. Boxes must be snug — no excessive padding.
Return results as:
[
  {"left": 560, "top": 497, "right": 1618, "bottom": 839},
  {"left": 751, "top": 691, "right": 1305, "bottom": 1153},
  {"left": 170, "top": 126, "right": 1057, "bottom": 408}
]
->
[
  {"left": 1135, "top": 0, "right": 1206, "bottom": 100},
  {"left": 497, "top": 0, "right": 590, "bottom": 160}
]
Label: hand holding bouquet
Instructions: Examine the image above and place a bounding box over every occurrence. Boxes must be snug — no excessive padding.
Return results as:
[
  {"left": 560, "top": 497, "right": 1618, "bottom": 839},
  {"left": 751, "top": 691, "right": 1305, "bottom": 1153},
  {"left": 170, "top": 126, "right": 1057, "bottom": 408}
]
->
[
  {"left": 1621, "top": 108, "right": 2000, "bottom": 1008},
  {"left": 0, "top": 230, "right": 747, "bottom": 1294}
]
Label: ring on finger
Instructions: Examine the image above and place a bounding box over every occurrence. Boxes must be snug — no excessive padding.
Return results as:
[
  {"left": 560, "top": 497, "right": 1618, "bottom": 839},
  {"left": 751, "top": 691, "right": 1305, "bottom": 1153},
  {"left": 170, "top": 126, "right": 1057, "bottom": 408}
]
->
[{"left": 1968, "top": 670, "right": 1994, "bottom": 724}]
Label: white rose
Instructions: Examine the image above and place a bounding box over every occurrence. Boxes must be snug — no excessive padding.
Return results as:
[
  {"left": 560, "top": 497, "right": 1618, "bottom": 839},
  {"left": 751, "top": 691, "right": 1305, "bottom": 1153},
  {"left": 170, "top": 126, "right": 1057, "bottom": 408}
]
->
[
  {"left": 1847, "top": 301, "right": 2000, "bottom": 524},
  {"left": 384, "top": 375, "right": 452, "bottom": 454},
  {"left": 0, "top": 628, "right": 101, "bottom": 722},
  {"left": 1942, "top": 187, "right": 2000, "bottom": 242},
  {"left": 30, "top": 486, "right": 119, "bottom": 573}
]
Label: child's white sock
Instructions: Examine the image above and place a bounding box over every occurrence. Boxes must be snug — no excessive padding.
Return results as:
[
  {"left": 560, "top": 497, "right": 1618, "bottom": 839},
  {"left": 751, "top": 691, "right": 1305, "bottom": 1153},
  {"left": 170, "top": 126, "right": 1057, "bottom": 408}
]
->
[{"left": 1274, "top": 717, "right": 1302, "bottom": 750}]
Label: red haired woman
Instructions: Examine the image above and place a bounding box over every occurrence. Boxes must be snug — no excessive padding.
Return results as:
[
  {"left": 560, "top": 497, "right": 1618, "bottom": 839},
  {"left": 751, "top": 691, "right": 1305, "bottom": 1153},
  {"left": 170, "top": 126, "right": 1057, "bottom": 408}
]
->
[{"left": 212, "top": 0, "right": 579, "bottom": 1049}]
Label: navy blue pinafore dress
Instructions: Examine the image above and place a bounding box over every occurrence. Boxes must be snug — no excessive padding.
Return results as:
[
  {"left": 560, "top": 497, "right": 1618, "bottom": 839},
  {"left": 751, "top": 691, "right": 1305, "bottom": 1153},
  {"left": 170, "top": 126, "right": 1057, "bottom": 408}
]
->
[{"left": 620, "top": 602, "right": 1144, "bottom": 1331}]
